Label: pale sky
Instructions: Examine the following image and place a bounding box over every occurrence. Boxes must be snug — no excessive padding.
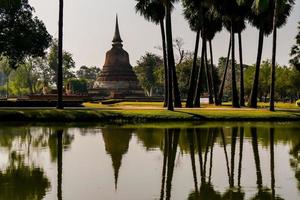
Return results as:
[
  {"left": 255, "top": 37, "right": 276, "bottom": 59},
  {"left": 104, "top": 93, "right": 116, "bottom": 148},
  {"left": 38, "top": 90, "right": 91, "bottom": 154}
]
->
[{"left": 29, "top": 0, "right": 300, "bottom": 69}]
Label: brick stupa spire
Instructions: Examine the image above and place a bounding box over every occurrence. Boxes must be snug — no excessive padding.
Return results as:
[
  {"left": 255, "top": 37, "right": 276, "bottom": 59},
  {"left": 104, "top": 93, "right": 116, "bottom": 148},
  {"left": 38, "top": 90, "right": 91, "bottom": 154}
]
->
[{"left": 93, "top": 15, "right": 144, "bottom": 98}]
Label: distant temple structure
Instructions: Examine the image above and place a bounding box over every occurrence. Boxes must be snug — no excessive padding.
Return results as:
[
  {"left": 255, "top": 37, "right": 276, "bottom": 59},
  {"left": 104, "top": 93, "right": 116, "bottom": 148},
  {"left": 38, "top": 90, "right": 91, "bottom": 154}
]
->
[{"left": 93, "top": 16, "right": 144, "bottom": 98}]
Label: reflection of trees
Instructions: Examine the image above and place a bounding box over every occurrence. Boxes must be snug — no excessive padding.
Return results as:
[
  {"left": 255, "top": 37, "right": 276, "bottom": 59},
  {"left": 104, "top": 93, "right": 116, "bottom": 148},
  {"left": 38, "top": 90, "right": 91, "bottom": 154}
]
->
[
  {"left": 136, "top": 128, "right": 164, "bottom": 150},
  {"left": 57, "top": 130, "right": 63, "bottom": 200},
  {"left": 102, "top": 128, "right": 132, "bottom": 190},
  {"left": 187, "top": 128, "right": 222, "bottom": 200},
  {"left": 222, "top": 127, "right": 245, "bottom": 200},
  {"left": 290, "top": 140, "right": 300, "bottom": 190},
  {"left": 0, "top": 151, "right": 50, "bottom": 200},
  {"left": 159, "top": 129, "right": 180, "bottom": 200},
  {"left": 250, "top": 127, "right": 284, "bottom": 200}
]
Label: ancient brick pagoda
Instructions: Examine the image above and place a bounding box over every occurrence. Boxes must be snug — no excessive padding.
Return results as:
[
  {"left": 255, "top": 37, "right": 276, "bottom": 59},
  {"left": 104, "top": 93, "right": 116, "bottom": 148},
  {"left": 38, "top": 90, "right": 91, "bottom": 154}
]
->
[{"left": 93, "top": 16, "right": 144, "bottom": 98}]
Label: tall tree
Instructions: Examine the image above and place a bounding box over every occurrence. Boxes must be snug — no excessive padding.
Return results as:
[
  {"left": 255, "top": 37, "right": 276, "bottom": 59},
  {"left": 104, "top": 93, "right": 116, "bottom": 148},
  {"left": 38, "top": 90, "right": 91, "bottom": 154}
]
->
[
  {"left": 57, "top": 0, "right": 64, "bottom": 109},
  {"left": 289, "top": 22, "right": 300, "bottom": 71},
  {"left": 248, "top": 0, "right": 294, "bottom": 108},
  {"left": 182, "top": 0, "right": 202, "bottom": 108},
  {"left": 135, "top": 0, "right": 169, "bottom": 106},
  {"left": 213, "top": 0, "right": 249, "bottom": 108},
  {"left": 0, "top": 0, "right": 51, "bottom": 69}
]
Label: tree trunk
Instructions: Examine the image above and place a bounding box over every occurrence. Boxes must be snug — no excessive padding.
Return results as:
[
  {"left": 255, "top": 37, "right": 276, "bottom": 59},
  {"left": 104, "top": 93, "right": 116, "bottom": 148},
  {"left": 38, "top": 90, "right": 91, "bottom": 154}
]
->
[
  {"left": 270, "top": 0, "right": 278, "bottom": 111},
  {"left": 165, "top": 4, "right": 174, "bottom": 111},
  {"left": 209, "top": 40, "right": 219, "bottom": 106},
  {"left": 186, "top": 28, "right": 201, "bottom": 108},
  {"left": 194, "top": 36, "right": 206, "bottom": 107},
  {"left": 238, "top": 32, "right": 245, "bottom": 106},
  {"left": 160, "top": 19, "right": 169, "bottom": 108},
  {"left": 172, "top": 68, "right": 182, "bottom": 108},
  {"left": 57, "top": 0, "right": 64, "bottom": 109},
  {"left": 231, "top": 22, "right": 240, "bottom": 108},
  {"left": 218, "top": 37, "right": 231, "bottom": 105},
  {"left": 249, "top": 28, "right": 264, "bottom": 108},
  {"left": 204, "top": 40, "right": 214, "bottom": 104}
]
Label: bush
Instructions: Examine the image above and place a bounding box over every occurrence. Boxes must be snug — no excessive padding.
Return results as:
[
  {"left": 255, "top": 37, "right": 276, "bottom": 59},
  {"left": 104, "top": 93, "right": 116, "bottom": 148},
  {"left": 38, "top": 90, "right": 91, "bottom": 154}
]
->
[{"left": 296, "top": 100, "right": 300, "bottom": 107}]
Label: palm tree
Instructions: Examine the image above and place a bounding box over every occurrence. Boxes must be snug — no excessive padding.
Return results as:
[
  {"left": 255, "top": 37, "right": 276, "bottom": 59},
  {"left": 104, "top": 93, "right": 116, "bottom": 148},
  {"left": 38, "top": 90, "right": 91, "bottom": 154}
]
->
[
  {"left": 289, "top": 22, "right": 300, "bottom": 71},
  {"left": 182, "top": 0, "right": 202, "bottom": 108},
  {"left": 57, "top": 0, "right": 64, "bottom": 109},
  {"left": 270, "top": 0, "right": 294, "bottom": 111},
  {"left": 164, "top": 0, "right": 182, "bottom": 110},
  {"left": 213, "top": 0, "right": 244, "bottom": 108},
  {"left": 135, "top": 0, "right": 168, "bottom": 107},
  {"left": 205, "top": 9, "right": 223, "bottom": 105},
  {"left": 248, "top": 0, "right": 294, "bottom": 108}
]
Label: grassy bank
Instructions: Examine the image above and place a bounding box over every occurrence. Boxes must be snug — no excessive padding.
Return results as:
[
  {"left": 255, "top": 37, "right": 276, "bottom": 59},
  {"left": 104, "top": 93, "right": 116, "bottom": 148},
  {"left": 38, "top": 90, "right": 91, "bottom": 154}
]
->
[{"left": 0, "top": 108, "right": 299, "bottom": 123}]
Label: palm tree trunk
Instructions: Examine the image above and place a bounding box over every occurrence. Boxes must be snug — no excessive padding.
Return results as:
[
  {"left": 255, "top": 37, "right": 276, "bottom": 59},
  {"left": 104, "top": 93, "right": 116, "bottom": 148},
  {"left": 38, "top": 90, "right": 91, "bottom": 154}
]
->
[
  {"left": 165, "top": 4, "right": 174, "bottom": 111},
  {"left": 194, "top": 36, "right": 206, "bottom": 107},
  {"left": 218, "top": 37, "right": 231, "bottom": 105},
  {"left": 231, "top": 22, "right": 240, "bottom": 108},
  {"left": 57, "top": 0, "right": 64, "bottom": 109},
  {"left": 172, "top": 64, "right": 182, "bottom": 108},
  {"left": 186, "top": 28, "right": 201, "bottom": 108},
  {"left": 238, "top": 32, "right": 245, "bottom": 106},
  {"left": 204, "top": 41, "right": 214, "bottom": 104},
  {"left": 270, "top": 0, "right": 278, "bottom": 111},
  {"left": 209, "top": 40, "right": 219, "bottom": 106},
  {"left": 249, "top": 28, "right": 264, "bottom": 108},
  {"left": 160, "top": 19, "right": 169, "bottom": 108}
]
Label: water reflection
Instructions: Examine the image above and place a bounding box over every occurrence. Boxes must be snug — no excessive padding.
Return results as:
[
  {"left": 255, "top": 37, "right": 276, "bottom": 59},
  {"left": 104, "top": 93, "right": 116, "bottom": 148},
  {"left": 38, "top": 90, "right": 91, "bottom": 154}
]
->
[
  {"left": 102, "top": 128, "right": 132, "bottom": 190},
  {"left": 0, "top": 123, "right": 299, "bottom": 199}
]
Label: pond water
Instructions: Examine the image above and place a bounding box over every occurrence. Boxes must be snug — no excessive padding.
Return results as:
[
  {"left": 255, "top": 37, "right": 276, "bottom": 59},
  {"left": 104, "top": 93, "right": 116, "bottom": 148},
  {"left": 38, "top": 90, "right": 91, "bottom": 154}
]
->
[{"left": 0, "top": 122, "right": 299, "bottom": 200}]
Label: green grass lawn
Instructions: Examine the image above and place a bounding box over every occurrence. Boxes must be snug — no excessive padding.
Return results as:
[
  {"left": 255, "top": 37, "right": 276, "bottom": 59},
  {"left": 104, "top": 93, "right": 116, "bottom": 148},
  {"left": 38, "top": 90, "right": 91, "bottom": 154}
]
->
[
  {"left": 83, "top": 101, "right": 300, "bottom": 109},
  {"left": 0, "top": 106, "right": 299, "bottom": 123}
]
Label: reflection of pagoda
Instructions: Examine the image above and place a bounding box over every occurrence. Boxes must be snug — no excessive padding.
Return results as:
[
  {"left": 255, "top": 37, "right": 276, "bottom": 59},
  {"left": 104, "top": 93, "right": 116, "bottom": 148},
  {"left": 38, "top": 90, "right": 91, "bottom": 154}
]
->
[
  {"left": 102, "top": 128, "right": 132, "bottom": 189},
  {"left": 93, "top": 16, "right": 144, "bottom": 98}
]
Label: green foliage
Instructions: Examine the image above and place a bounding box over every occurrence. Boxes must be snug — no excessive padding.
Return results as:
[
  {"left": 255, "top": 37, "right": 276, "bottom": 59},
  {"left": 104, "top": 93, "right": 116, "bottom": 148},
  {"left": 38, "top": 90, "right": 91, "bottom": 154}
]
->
[
  {"left": 134, "top": 52, "right": 164, "bottom": 96},
  {"left": 221, "top": 59, "right": 300, "bottom": 101},
  {"left": 0, "top": 0, "right": 51, "bottom": 69},
  {"left": 296, "top": 100, "right": 300, "bottom": 107},
  {"left": 76, "top": 65, "right": 101, "bottom": 88},
  {"left": 290, "top": 22, "right": 300, "bottom": 71},
  {"left": 65, "top": 78, "right": 88, "bottom": 95},
  {"left": 48, "top": 39, "right": 76, "bottom": 83}
]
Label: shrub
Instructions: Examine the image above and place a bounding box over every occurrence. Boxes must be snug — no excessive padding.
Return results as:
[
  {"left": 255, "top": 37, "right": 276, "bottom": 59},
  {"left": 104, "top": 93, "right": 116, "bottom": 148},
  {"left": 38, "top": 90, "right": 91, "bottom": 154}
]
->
[{"left": 296, "top": 100, "right": 300, "bottom": 107}]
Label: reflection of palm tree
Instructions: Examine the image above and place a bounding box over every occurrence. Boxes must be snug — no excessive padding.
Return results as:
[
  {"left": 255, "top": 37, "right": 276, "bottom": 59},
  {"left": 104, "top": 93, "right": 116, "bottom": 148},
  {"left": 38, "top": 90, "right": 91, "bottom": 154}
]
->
[
  {"left": 251, "top": 128, "right": 263, "bottom": 188},
  {"left": 160, "top": 129, "right": 169, "bottom": 200},
  {"left": 56, "top": 129, "right": 63, "bottom": 200},
  {"left": 221, "top": 128, "right": 231, "bottom": 186},
  {"left": 230, "top": 127, "right": 238, "bottom": 187},
  {"left": 187, "top": 129, "right": 198, "bottom": 193},
  {"left": 238, "top": 127, "right": 244, "bottom": 187},
  {"left": 165, "top": 129, "right": 180, "bottom": 200},
  {"left": 102, "top": 128, "right": 132, "bottom": 190}
]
